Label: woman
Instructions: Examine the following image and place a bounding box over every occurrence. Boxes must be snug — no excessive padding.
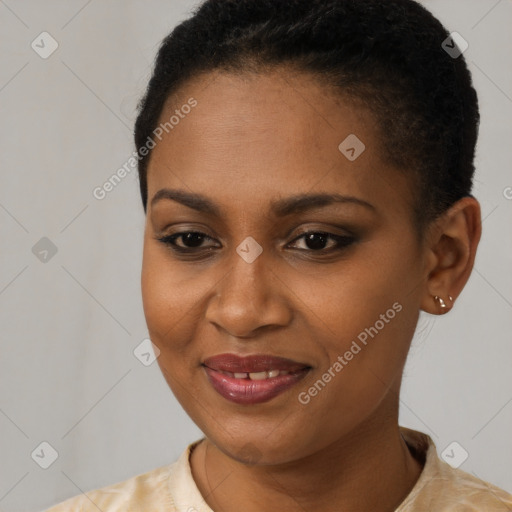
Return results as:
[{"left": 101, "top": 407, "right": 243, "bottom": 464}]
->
[{"left": 45, "top": 0, "right": 512, "bottom": 510}]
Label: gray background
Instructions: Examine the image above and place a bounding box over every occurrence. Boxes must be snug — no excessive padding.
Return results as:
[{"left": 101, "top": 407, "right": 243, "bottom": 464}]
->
[{"left": 0, "top": 1, "right": 510, "bottom": 510}]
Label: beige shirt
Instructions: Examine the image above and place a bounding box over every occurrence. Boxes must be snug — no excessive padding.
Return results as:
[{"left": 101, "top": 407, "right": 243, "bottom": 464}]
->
[{"left": 44, "top": 427, "right": 512, "bottom": 511}]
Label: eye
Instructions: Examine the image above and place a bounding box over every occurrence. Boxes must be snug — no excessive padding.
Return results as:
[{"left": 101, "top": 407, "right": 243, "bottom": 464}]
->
[
  {"left": 287, "top": 231, "right": 356, "bottom": 252},
  {"left": 156, "top": 232, "right": 219, "bottom": 252}
]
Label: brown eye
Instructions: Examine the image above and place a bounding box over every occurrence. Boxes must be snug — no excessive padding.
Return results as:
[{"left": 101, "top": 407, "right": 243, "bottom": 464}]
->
[
  {"left": 288, "top": 232, "right": 356, "bottom": 252},
  {"left": 157, "top": 231, "right": 218, "bottom": 250}
]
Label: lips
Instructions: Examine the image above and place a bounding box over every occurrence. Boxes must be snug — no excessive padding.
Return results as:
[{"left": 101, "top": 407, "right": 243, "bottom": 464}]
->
[{"left": 202, "top": 353, "right": 311, "bottom": 405}]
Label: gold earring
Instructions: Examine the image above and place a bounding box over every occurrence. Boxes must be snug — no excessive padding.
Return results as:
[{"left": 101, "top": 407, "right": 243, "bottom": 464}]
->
[
  {"left": 433, "top": 295, "right": 453, "bottom": 309},
  {"left": 434, "top": 295, "right": 446, "bottom": 308}
]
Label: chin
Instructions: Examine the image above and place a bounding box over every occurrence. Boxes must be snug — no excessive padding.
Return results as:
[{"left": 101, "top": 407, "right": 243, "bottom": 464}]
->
[{"left": 205, "top": 426, "right": 315, "bottom": 467}]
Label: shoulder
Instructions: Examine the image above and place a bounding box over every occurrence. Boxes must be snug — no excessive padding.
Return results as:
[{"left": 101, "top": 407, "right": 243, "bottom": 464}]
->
[
  {"left": 43, "top": 463, "right": 175, "bottom": 512},
  {"left": 427, "top": 464, "right": 512, "bottom": 511},
  {"left": 398, "top": 427, "right": 512, "bottom": 511},
  {"left": 410, "top": 464, "right": 512, "bottom": 511}
]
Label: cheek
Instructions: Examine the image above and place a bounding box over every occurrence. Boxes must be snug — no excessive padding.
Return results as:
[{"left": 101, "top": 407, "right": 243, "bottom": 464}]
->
[
  {"left": 141, "top": 242, "right": 192, "bottom": 348},
  {"left": 292, "top": 243, "right": 418, "bottom": 346},
  {"left": 140, "top": 240, "right": 223, "bottom": 358},
  {"left": 294, "top": 241, "right": 420, "bottom": 404},
  {"left": 140, "top": 246, "right": 206, "bottom": 411}
]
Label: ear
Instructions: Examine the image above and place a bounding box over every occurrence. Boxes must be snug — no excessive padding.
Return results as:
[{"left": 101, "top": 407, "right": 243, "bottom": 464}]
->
[{"left": 420, "top": 196, "right": 482, "bottom": 315}]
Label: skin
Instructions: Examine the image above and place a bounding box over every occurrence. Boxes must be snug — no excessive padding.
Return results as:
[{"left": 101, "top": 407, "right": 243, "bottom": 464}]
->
[{"left": 141, "top": 67, "right": 481, "bottom": 512}]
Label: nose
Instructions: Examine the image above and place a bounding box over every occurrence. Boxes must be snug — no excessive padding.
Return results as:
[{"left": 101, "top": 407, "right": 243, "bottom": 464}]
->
[{"left": 204, "top": 243, "right": 293, "bottom": 338}]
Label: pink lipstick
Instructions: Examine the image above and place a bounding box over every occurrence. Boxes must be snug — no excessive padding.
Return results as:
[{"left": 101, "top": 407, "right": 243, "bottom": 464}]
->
[{"left": 203, "top": 353, "right": 310, "bottom": 405}]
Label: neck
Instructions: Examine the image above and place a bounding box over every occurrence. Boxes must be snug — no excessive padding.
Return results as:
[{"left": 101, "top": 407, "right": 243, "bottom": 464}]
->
[{"left": 190, "top": 406, "right": 424, "bottom": 512}]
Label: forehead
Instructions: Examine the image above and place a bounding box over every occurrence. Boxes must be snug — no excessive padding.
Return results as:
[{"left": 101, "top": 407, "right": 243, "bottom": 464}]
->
[{"left": 146, "top": 68, "right": 410, "bottom": 219}]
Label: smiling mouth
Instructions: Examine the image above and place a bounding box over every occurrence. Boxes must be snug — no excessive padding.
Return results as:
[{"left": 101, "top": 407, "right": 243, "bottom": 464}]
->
[{"left": 202, "top": 353, "right": 311, "bottom": 405}]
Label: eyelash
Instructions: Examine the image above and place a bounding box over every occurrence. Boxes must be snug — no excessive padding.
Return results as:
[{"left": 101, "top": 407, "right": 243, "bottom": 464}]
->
[{"left": 155, "top": 230, "right": 356, "bottom": 256}]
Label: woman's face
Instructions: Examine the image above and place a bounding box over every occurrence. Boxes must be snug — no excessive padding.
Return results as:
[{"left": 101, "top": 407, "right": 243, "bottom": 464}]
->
[{"left": 141, "top": 68, "right": 428, "bottom": 464}]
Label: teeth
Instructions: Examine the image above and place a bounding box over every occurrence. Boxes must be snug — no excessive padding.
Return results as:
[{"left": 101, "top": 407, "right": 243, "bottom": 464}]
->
[
  {"left": 226, "top": 369, "right": 290, "bottom": 380},
  {"left": 248, "top": 371, "right": 268, "bottom": 380}
]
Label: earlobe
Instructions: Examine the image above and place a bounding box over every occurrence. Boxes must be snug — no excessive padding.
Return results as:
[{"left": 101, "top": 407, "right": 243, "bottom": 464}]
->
[{"left": 420, "top": 196, "right": 481, "bottom": 315}]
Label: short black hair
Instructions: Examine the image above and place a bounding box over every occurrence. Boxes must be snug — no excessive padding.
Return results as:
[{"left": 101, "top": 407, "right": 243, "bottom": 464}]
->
[{"left": 134, "top": 0, "right": 479, "bottom": 232}]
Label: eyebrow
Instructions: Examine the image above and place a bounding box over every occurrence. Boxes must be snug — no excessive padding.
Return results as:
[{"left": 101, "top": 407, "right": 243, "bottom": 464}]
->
[{"left": 150, "top": 188, "right": 376, "bottom": 217}]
